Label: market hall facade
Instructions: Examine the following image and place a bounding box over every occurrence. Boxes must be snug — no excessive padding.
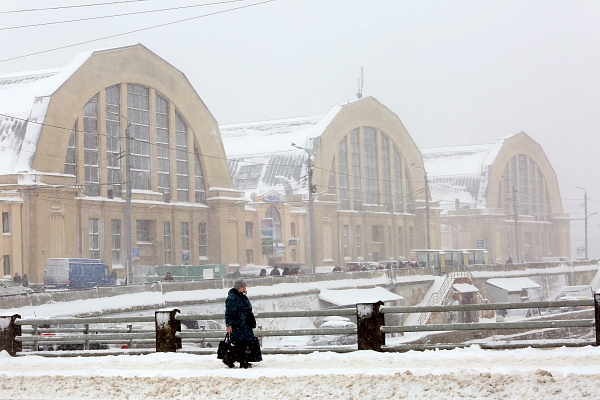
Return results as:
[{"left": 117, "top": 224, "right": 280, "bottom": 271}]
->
[{"left": 0, "top": 44, "right": 569, "bottom": 285}]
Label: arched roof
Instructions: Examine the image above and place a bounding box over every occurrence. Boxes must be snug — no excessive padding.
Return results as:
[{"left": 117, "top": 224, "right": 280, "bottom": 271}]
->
[
  {"left": 220, "top": 97, "right": 425, "bottom": 200},
  {"left": 422, "top": 132, "right": 563, "bottom": 214},
  {"left": 0, "top": 44, "right": 231, "bottom": 190}
]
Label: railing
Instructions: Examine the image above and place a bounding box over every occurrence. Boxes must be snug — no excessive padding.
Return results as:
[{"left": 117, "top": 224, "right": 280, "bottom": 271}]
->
[
  {"left": 1, "top": 297, "right": 599, "bottom": 357},
  {"left": 418, "top": 271, "right": 474, "bottom": 325}
]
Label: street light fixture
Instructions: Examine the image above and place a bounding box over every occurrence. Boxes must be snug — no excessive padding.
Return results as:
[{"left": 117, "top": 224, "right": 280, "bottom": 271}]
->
[{"left": 291, "top": 142, "right": 317, "bottom": 274}]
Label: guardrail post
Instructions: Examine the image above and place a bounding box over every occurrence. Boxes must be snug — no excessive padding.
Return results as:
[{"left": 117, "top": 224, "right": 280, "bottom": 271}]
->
[
  {"left": 357, "top": 302, "right": 384, "bottom": 352},
  {"left": 155, "top": 308, "right": 181, "bottom": 352},
  {"left": 595, "top": 292, "right": 600, "bottom": 346},
  {"left": 0, "top": 314, "right": 22, "bottom": 356}
]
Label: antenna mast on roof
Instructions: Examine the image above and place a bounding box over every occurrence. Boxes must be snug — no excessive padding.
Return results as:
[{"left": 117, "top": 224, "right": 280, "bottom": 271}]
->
[{"left": 356, "top": 67, "right": 364, "bottom": 99}]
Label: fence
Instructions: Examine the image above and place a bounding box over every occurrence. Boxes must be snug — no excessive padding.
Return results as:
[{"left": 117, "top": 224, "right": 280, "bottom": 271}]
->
[{"left": 1, "top": 296, "right": 599, "bottom": 357}]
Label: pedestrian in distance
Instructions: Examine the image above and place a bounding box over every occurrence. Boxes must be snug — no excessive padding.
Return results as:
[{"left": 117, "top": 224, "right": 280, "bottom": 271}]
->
[
  {"left": 506, "top": 256, "right": 513, "bottom": 264},
  {"left": 164, "top": 272, "right": 173, "bottom": 281},
  {"left": 259, "top": 268, "right": 267, "bottom": 277},
  {"left": 13, "top": 272, "right": 21, "bottom": 285},
  {"left": 225, "top": 279, "right": 261, "bottom": 369},
  {"left": 22, "top": 274, "right": 29, "bottom": 288},
  {"left": 270, "top": 267, "right": 281, "bottom": 276}
]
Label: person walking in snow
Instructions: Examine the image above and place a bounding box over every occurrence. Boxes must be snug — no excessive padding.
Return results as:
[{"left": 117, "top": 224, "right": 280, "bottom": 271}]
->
[
  {"left": 13, "top": 272, "right": 21, "bottom": 285},
  {"left": 225, "top": 279, "right": 260, "bottom": 368}
]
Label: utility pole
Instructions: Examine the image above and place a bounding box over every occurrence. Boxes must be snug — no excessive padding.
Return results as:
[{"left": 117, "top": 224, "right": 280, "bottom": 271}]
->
[
  {"left": 307, "top": 155, "right": 316, "bottom": 274},
  {"left": 123, "top": 121, "right": 132, "bottom": 284},
  {"left": 412, "top": 163, "right": 430, "bottom": 251},
  {"left": 575, "top": 186, "right": 588, "bottom": 259},
  {"left": 513, "top": 182, "right": 519, "bottom": 263},
  {"left": 424, "top": 171, "right": 430, "bottom": 250},
  {"left": 292, "top": 142, "right": 317, "bottom": 274}
]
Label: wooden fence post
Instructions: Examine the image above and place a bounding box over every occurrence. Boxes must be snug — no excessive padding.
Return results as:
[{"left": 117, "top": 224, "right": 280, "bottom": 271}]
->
[
  {"left": 594, "top": 292, "right": 600, "bottom": 346},
  {"left": 356, "top": 302, "right": 384, "bottom": 352},
  {"left": 155, "top": 309, "right": 181, "bottom": 352},
  {"left": 0, "top": 314, "right": 22, "bottom": 356}
]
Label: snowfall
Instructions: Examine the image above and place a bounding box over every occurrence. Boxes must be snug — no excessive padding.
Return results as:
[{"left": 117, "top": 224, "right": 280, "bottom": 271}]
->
[{"left": 1, "top": 273, "right": 600, "bottom": 399}]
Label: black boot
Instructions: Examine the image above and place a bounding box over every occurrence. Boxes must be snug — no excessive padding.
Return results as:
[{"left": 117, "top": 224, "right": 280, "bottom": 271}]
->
[{"left": 240, "top": 362, "right": 252, "bottom": 369}]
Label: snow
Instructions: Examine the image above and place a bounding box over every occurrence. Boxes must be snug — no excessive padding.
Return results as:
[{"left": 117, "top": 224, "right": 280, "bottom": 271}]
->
[
  {"left": 453, "top": 283, "right": 479, "bottom": 293},
  {"left": 0, "top": 346, "right": 599, "bottom": 399},
  {"left": 486, "top": 277, "right": 541, "bottom": 292},
  {"left": 318, "top": 287, "right": 402, "bottom": 307},
  {"left": 1, "top": 273, "right": 599, "bottom": 398}
]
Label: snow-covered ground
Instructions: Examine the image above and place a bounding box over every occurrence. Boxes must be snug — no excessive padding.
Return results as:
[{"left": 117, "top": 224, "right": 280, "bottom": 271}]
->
[
  {"left": 1, "top": 346, "right": 599, "bottom": 399},
  {"left": 1, "top": 273, "right": 599, "bottom": 399}
]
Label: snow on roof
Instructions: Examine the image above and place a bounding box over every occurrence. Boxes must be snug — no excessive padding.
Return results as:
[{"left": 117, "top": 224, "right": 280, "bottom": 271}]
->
[
  {"left": 486, "top": 277, "right": 541, "bottom": 292},
  {"left": 318, "top": 287, "right": 403, "bottom": 307},
  {"left": 220, "top": 104, "right": 345, "bottom": 198},
  {"left": 421, "top": 137, "right": 510, "bottom": 211},
  {"left": 0, "top": 45, "right": 135, "bottom": 174},
  {"left": 453, "top": 283, "right": 479, "bottom": 293}
]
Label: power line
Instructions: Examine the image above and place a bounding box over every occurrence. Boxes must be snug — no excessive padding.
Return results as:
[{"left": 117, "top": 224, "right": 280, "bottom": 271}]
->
[
  {"left": 0, "top": 0, "right": 277, "bottom": 63},
  {"left": 0, "top": 0, "right": 247, "bottom": 32},
  {"left": 0, "top": 0, "right": 153, "bottom": 14}
]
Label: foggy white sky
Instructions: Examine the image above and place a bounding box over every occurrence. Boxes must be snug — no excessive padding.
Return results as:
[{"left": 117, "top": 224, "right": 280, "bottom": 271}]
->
[{"left": 1, "top": 0, "right": 599, "bottom": 257}]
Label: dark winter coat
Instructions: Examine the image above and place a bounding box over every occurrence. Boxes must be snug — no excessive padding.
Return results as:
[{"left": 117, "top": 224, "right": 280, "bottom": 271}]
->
[{"left": 225, "top": 288, "right": 255, "bottom": 343}]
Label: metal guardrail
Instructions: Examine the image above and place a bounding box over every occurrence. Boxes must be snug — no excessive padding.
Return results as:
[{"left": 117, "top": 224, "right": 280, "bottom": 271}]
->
[{"left": 1, "top": 297, "right": 598, "bottom": 357}]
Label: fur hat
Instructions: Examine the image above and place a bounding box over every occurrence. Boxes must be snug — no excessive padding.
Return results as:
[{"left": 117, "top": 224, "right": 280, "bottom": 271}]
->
[{"left": 234, "top": 279, "right": 247, "bottom": 290}]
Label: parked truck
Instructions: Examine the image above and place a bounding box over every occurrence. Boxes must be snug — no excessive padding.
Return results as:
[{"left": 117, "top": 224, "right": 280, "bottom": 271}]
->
[{"left": 44, "top": 258, "right": 116, "bottom": 290}]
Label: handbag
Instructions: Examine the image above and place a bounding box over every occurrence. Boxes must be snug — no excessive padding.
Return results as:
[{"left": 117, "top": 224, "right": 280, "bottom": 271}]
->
[
  {"left": 248, "top": 311, "right": 257, "bottom": 329},
  {"left": 217, "top": 333, "right": 235, "bottom": 364},
  {"left": 246, "top": 337, "right": 262, "bottom": 363}
]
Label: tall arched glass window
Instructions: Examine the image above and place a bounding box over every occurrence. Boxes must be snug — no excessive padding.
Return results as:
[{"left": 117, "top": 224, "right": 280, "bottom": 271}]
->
[
  {"left": 338, "top": 137, "right": 349, "bottom": 209},
  {"left": 266, "top": 206, "right": 282, "bottom": 243},
  {"left": 363, "top": 127, "right": 379, "bottom": 205},
  {"left": 156, "top": 94, "right": 170, "bottom": 195},
  {"left": 64, "top": 123, "right": 77, "bottom": 176},
  {"left": 194, "top": 146, "right": 206, "bottom": 203},
  {"left": 381, "top": 133, "right": 392, "bottom": 210},
  {"left": 393, "top": 147, "right": 404, "bottom": 212},
  {"left": 106, "top": 85, "right": 122, "bottom": 197},
  {"left": 499, "top": 155, "right": 551, "bottom": 220},
  {"left": 83, "top": 94, "right": 100, "bottom": 196},
  {"left": 351, "top": 129, "right": 362, "bottom": 211},
  {"left": 127, "top": 84, "right": 151, "bottom": 190},
  {"left": 175, "top": 112, "right": 189, "bottom": 202}
]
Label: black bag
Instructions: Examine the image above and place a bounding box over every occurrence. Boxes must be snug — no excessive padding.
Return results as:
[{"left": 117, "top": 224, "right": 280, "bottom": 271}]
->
[
  {"left": 246, "top": 337, "right": 262, "bottom": 362},
  {"left": 217, "top": 333, "right": 235, "bottom": 364},
  {"left": 248, "top": 311, "right": 257, "bottom": 329}
]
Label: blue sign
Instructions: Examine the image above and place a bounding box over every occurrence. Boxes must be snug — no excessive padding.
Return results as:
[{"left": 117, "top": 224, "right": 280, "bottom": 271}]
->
[
  {"left": 132, "top": 247, "right": 140, "bottom": 257},
  {"left": 476, "top": 240, "right": 484, "bottom": 248}
]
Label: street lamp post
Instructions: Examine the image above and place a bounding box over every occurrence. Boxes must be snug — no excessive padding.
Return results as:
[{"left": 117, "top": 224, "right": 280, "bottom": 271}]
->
[
  {"left": 412, "top": 164, "right": 430, "bottom": 250},
  {"left": 575, "top": 186, "right": 588, "bottom": 259},
  {"left": 504, "top": 176, "right": 520, "bottom": 263},
  {"left": 124, "top": 122, "right": 132, "bottom": 284},
  {"left": 292, "top": 143, "right": 317, "bottom": 274}
]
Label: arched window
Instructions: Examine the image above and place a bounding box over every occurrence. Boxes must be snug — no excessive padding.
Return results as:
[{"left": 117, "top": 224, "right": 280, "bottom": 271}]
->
[
  {"left": 335, "top": 127, "right": 413, "bottom": 213},
  {"left": 156, "top": 94, "right": 170, "bottom": 195},
  {"left": 83, "top": 94, "right": 100, "bottom": 196},
  {"left": 127, "top": 84, "right": 151, "bottom": 190},
  {"left": 175, "top": 112, "right": 189, "bottom": 202},
  {"left": 194, "top": 146, "right": 206, "bottom": 203},
  {"left": 266, "top": 205, "right": 282, "bottom": 243},
  {"left": 106, "top": 85, "right": 122, "bottom": 197},
  {"left": 499, "top": 155, "right": 551, "bottom": 220}
]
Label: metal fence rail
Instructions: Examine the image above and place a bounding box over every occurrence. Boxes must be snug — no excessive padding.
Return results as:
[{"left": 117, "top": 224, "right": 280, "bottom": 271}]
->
[{"left": 1, "top": 296, "right": 599, "bottom": 357}]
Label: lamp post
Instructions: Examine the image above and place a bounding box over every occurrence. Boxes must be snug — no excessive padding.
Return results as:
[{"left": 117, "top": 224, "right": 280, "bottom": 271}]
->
[
  {"left": 292, "top": 142, "right": 317, "bottom": 274},
  {"left": 113, "top": 111, "right": 132, "bottom": 284},
  {"left": 412, "top": 164, "right": 430, "bottom": 250},
  {"left": 504, "top": 176, "right": 519, "bottom": 263},
  {"left": 575, "top": 186, "right": 588, "bottom": 260}
]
